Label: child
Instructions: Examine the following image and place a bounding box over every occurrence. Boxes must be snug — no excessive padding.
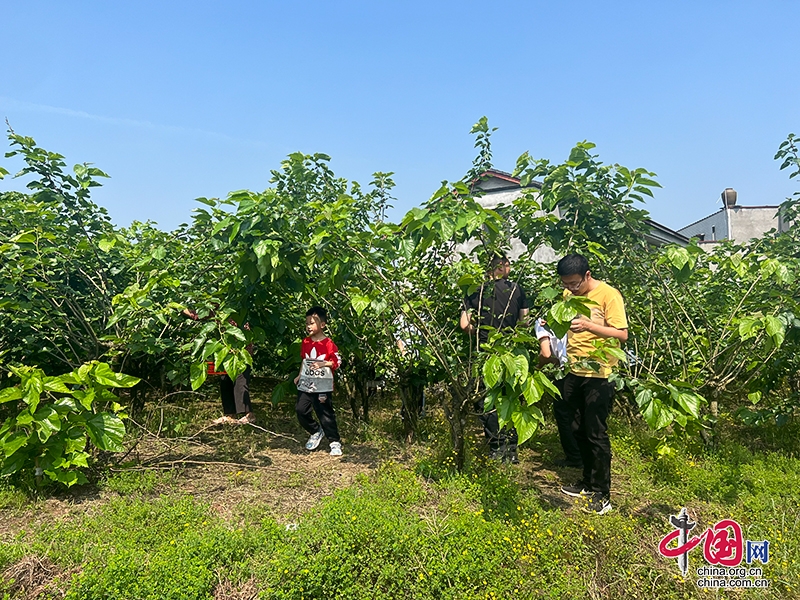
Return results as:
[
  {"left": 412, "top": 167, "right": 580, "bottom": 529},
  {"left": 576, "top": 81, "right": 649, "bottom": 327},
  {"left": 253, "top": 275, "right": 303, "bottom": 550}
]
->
[{"left": 293, "top": 306, "right": 343, "bottom": 456}]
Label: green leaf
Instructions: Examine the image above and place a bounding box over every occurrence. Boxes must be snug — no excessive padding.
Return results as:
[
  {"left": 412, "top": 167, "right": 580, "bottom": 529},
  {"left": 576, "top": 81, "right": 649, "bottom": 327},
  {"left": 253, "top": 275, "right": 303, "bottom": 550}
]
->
[
  {"left": 23, "top": 377, "right": 43, "bottom": 413},
  {"left": 64, "top": 427, "right": 87, "bottom": 454},
  {"left": 202, "top": 339, "right": 223, "bottom": 360},
  {"left": 225, "top": 327, "right": 247, "bottom": 343},
  {"left": 34, "top": 406, "right": 62, "bottom": 443},
  {"left": 538, "top": 287, "right": 559, "bottom": 301},
  {"left": 747, "top": 391, "right": 762, "bottom": 405},
  {"left": 665, "top": 246, "right": 693, "bottom": 271},
  {"left": 214, "top": 346, "right": 230, "bottom": 371},
  {"left": 271, "top": 379, "right": 294, "bottom": 407},
  {"left": 640, "top": 395, "right": 673, "bottom": 430},
  {"left": 500, "top": 354, "right": 528, "bottom": 387},
  {"left": 484, "top": 387, "right": 500, "bottom": 413},
  {"left": 77, "top": 364, "right": 92, "bottom": 383},
  {"left": 46, "top": 468, "right": 82, "bottom": 488},
  {"left": 351, "top": 295, "right": 371, "bottom": 317},
  {"left": 521, "top": 375, "right": 543, "bottom": 406},
  {"left": 738, "top": 317, "right": 760, "bottom": 340},
  {"left": 2, "top": 431, "right": 28, "bottom": 458},
  {"left": 482, "top": 356, "right": 503, "bottom": 389},
  {"left": 85, "top": 413, "right": 126, "bottom": 452},
  {"left": 635, "top": 388, "right": 652, "bottom": 408},
  {"left": 534, "top": 372, "right": 561, "bottom": 398},
  {"left": 548, "top": 302, "right": 575, "bottom": 338},
  {"left": 73, "top": 389, "right": 96, "bottom": 411},
  {"left": 92, "top": 363, "right": 141, "bottom": 388},
  {"left": 190, "top": 361, "right": 208, "bottom": 391},
  {"left": 0, "top": 387, "right": 23, "bottom": 404},
  {"left": 211, "top": 216, "right": 233, "bottom": 236},
  {"left": 763, "top": 315, "right": 785, "bottom": 348},
  {"left": 675, "top": 392, "right": 702, "bottom": 419},
  {"left": 496, "top": 393, "right": 515, "bottom": 428},
  {"left": 457, "top": 273, "right": 480, "bottom": 295},
  {"left": 0, "top": 452, "right": 27, "bottom": 476},
  {"left": 43, "top": 378, "right": 71, "bottom": 394},
  {"left": 11, "top": 231, "right": 36, "bottom": 244},
  {"left": 70, "top": 451, "right": 90, "bottom": 468},
  {"left": 97, "top": 237, "right": 116, "bottom": 252},
  {"left": 224, "top": 352, "right": 246, "bottom": 382},
  {"left": 253, "top": 239, "right": 273, "bottom": 259},
  {"left": 398, "top": 238, "right": 414, "bottom": 259},
  {"left": 191, "top": 335, "right": 207, "bottom": 359},
  {"left": 603, "top": 346, "right": 627, "bottom": 361},
  {"left": 439, "top": 218, "right": 455, "bottom": 240},
  {"left": 511, "top": 405, "right": 544, "bottom": 445},
  {"left": 16, "top": 412, "right": 34, "bottom": 426}
]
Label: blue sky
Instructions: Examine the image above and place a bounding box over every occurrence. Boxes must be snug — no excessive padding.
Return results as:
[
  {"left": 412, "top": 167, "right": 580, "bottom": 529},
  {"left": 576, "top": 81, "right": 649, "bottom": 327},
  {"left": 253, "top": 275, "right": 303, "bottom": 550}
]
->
[{"left": 2, "top": 1, "right": 798, "bottom": 232}]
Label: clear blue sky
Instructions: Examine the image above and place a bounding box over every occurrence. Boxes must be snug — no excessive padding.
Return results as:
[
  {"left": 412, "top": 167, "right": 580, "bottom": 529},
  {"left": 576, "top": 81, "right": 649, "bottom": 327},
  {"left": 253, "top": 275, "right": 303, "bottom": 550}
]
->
[{"left": 2, "top": 1, "right": 798, "bottom": 232}]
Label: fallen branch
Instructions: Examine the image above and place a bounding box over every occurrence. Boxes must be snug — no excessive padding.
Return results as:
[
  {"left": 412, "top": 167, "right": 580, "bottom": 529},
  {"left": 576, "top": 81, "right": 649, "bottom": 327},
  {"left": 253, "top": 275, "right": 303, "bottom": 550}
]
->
[{"left": 114, "top": 458, "right": 305, "bottom": 473}]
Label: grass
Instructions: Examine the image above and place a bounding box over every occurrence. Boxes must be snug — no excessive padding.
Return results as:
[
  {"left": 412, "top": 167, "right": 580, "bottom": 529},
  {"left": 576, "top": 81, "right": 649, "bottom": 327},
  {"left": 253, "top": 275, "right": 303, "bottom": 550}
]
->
[{"left": 0, "top": 384, "right": 798, "bottom": 599}]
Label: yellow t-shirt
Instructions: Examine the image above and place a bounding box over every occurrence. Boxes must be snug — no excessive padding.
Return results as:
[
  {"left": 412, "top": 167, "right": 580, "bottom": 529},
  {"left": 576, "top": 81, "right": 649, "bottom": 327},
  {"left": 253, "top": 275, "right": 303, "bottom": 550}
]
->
[{"left": 565, "top": 281, "right": 628, "bottom": 378}]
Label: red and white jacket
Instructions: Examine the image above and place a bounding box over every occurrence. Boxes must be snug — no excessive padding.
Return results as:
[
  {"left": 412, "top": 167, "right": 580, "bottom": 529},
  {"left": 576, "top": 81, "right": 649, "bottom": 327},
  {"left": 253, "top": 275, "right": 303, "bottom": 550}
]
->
[
  {"left": 297, "top": 337, "right": 341, "bottom": 394},
  {"left": 300, "top": 337, "right": 341, "bottom": 370}
]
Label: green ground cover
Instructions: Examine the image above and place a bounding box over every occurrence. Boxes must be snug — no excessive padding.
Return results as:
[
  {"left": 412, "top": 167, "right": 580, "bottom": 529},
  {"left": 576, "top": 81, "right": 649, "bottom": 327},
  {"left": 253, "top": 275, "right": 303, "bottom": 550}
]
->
[{"left": 0, "top": 394, "right": 797, "bottom": 600}]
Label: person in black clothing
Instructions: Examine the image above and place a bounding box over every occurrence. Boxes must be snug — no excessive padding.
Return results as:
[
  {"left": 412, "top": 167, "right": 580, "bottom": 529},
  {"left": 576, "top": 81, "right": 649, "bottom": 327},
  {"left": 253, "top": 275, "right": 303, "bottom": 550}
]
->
[
  {"left": 459, "top": 255, "right": 529, "bottom": 462},
  {"left": 183, "top": 307, "right": 255, "bottom": 425}
]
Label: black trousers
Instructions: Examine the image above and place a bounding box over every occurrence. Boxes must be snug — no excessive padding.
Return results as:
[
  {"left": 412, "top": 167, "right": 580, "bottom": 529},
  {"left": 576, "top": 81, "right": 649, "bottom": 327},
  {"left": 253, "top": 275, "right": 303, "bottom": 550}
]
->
[
  {"left": 220, "top": 367, "right": 252, "bottom": 414},
  {"left": 296, "top": 391, "right": 340, "bottom": 443},
  {"left": 473, "top": 397, "right": 518, "bottom": 453},
  {"left": 562, "top": 373, "right": 614, "bottom": 495},
  {"left": 552, "top": 378, "right": 582, "bottom": 465}
]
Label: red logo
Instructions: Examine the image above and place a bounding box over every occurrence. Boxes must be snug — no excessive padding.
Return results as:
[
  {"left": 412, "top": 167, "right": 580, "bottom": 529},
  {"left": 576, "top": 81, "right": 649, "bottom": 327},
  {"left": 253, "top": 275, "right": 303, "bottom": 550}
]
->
[{"left": 658, "top": 508, "right": 744, "bottom": 575}]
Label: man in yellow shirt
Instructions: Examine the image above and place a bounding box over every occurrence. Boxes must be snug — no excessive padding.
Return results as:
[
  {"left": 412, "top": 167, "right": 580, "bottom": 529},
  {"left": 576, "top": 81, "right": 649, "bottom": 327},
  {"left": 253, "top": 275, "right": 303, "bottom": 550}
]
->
[{"left": 556, "top": 254, "right": 628, "bottom": 515}]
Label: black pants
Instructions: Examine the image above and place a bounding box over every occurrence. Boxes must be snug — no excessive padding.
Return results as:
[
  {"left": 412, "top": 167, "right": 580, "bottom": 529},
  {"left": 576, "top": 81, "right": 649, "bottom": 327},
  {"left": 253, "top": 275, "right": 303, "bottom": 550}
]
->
[
  {"left": 552, "top": 378, "right": 582, "bottom": 465},
  {"left": 473, "top": 397, "right": 518, "bottom": 453},
  {"left": 296, "top": 391, "right": 340, "bottom": 443},
  {"left": 562, "top": 373, "right": 614, "bottom": 495},
  {"left": 220, "top": 367, "right": 252, "bottom": 414}
]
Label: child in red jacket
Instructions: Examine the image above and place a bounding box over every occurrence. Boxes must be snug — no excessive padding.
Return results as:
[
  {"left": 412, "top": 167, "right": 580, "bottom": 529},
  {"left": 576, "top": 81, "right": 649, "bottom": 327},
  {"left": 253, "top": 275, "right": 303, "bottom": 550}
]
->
[{"left": 293, "top": 306, "right": 342, "bottom": 456}]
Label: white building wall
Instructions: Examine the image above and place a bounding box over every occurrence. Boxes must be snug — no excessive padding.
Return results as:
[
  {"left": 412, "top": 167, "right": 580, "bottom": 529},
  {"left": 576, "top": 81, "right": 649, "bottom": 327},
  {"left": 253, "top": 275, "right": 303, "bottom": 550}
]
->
[
  {"left": 729, "top": 206, "right": 781, "bottom": 241},
  {"left": 455, "top": 187, "right": 559, "bottom": 263}
]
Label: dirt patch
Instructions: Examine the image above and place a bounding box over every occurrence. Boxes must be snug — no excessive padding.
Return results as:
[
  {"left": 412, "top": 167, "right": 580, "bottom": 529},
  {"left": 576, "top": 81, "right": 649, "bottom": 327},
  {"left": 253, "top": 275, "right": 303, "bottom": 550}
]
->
[
  {"left": 212, "top": 576, "right": 260, "bottom": 600},
  {"left": 178, "top": 440, "right": 393, "bottom": 525},
  {"left": 1, "top": 555, "right": 79, "bottom": 600},
  {"left": 0, "top": 401, "right": 410, "bottom": 540},
  {"left": 0, "top": 491, "right": 103, "bottom": 545}
]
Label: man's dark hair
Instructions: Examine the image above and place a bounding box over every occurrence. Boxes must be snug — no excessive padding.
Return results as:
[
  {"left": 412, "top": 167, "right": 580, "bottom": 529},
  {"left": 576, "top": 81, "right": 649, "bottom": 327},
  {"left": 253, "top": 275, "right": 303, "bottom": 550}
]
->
[
  {"left": 489, "top": 254, "right": 510, "bottom": 269},
  {"left": 557, "top": 253, "right": 590, "bottom": 277},
  {"left": 306, "top": 306, "right": 328, "bottom": 323}
]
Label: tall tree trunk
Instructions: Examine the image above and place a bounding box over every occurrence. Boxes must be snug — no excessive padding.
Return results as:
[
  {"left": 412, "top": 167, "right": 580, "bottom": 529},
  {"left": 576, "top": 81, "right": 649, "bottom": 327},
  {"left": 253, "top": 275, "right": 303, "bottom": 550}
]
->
[
  {"left": 700, "top": 388, "right": 721, "bottom": 447},
  {"left": 360, "top": 383, "right": 371, "bottom": 424},
  {"left": 344, "top": 379, "right": 361, "bottom": 420},
  {"left": 399, "top": 385, "right": 418, "bottom": 442},
  {"left": 444, "top": 385, "right": 467, "bottom": 470}
]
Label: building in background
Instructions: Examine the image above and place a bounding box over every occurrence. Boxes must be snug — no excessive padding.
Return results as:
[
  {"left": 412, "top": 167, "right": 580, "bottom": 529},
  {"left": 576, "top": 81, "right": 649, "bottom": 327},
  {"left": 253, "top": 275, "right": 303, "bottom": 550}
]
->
[
  {"left": 465, "top": 170, "right": 688, "bottom": 262},
  {"left": 678, "top": 188, "right": 789, "bottom": 246}
]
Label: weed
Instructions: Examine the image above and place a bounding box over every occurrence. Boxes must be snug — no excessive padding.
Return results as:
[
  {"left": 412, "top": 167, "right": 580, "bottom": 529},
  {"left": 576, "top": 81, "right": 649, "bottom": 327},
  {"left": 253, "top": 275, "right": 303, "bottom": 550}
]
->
[
  {"left": 100, "top": 469, "right": 178, "bottom": 496},
  {"left": 1, "top": 403, "right": 797, "bottom": 599},
  {"left": 0, "top": 486, "right": 27, "bottom": 511}
]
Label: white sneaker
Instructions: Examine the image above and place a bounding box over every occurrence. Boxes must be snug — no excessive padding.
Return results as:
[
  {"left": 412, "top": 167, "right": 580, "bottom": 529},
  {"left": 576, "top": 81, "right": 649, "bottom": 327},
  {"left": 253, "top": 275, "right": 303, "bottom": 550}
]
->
[
  {"left": 329, "top": 441, "right": 342, "bottom": 456},
  {"left": 305, "top": 429, "right": 324, "bottom": 450}
]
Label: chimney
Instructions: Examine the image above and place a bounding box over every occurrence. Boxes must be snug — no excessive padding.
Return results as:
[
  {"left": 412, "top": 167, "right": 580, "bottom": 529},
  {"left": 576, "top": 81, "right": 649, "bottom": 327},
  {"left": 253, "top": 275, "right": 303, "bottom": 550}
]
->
[{"left": 721, "top": 188, "right": 737, "bottom": 207}]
